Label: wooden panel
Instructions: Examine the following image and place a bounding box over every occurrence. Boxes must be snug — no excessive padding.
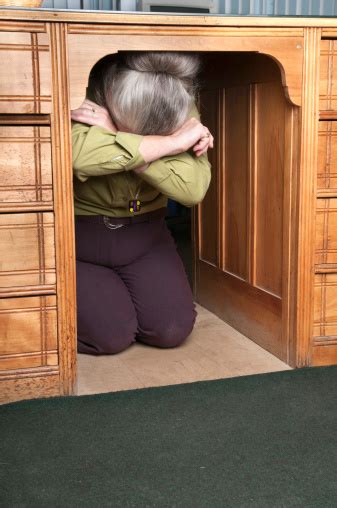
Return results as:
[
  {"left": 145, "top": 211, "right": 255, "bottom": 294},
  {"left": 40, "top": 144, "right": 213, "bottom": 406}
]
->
[
  {"left": 317, "top": 121, "right": 337, "bottom": 196},
  {"left": 320, "top": 40, "right": 337, "bottom": 112},
  {"left": 198, "top": 89, "right": 220, "bottom": 267},
  {"left": 0, "top": 295, "right": 58, "bottom": 372},
  {"left": 49, "top": 23, "right": 77, "bottom": 396},
  {"left": 0, "top": 212, "right": 56, "bottom": 295},
  {"left": 315, "top": 198, "right": 337, "bottom": 267},
  {"left": 314, "top": 273, "right": 337, "bottom": 338},
  {"left": 195, "top": 52, "right": 295, "bottom": 365},
  {"left": 312, "top": 343, "right": 337, "bottom": 366},
  {"left": 224, "top": 85, "right": 249, "bottom": 279},
  {"left": 198, "top": 262, "right": 283, "bottom": 358},
  {"left": 291, "top": 28, "right": 320, "bottom": 367},
  {"left": 0, "top": 372, "right": 60, "bottom": 404},
  {"left": 255, "top": 81, "right": 284, "bottom": 297},
  {"left": 312, "top": 273, "right": 337, "bottom": 364},
  {"left": 0, "top": 31, "right": 51, "bottom": 114},
  {"left": 0, "top": 9, "right": 331, "bottom": 28},
  {"left": 0, "top": 126, "right": 53, "bottom": 211},
  {"left": 68, "top": 31, "right": 303, "bottom": 109}
]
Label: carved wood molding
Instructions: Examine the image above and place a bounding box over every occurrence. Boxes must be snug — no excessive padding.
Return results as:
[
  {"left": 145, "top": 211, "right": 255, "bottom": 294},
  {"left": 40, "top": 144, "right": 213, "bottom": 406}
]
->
[
  {"left": 68, "top": 30, "right": 303, "bottom": 108},
  {"left": 0, "top": 371, "right": 60, "bottom": 404},
  {"left": 294, "top": 27, "right": 321, "bottom": 366},
  {"left": 68, "top": 24, "right": 304, "bottom": 37},
  {"left": 0, "top": 20, "right": 47, "bottom": 32},
  {"left": 48, "top": 22, "right": 77, "bottom": 396},
  {"left": 0, "top": 10, "right": 337, "bottom": 28},
  {"left": 0, "top": 114, "right": 50, "bottom": 125}
]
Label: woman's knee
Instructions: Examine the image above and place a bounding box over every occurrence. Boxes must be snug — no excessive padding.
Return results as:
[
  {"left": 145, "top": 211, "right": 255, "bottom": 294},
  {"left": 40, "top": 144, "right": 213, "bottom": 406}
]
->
[
  {"left": 78, "top": 317, "right": 138, "bottom": 355},
  {"left": 159, "top": 321, "right": 194, "bottom": 348},
  {"left": 138, "top": 308, "right": 197, "bottom": 348}
]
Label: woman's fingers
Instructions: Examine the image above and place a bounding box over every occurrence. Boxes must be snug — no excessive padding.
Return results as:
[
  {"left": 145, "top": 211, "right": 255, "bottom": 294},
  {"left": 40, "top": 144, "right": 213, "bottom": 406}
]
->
[
  {"left": 71, "top": 109, "right": 98, "bottom": 124},
  {"left": 193, "top": 145, "right": 207, "bottom": 157},
  {"left": 170, "top": 119, "right": 214, "bottom": 154},
  {"left": 71, "top": 99, "right": 117, "bottom": 132},
  {"left": 192, "top": 131, "right": 214, "bottom": 156},
  {"left": 193, "top": 137, "right": 209, "bottom": 152},
  {"left": 71, "top": 99, "right": 110, "bottom": 118}
]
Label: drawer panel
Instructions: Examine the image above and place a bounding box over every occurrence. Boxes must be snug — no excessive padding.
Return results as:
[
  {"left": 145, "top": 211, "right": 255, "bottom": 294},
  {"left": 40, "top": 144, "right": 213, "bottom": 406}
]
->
[
  {"left": 314, "top": 273, "right": 337, "bottom": 338},
  {"left": 317, "top": 121, "right": 337, "bottom": 195},
  {"left": 0, "top": 32, "right": 51, "bottom": 114},
  {"left": 320, "top": 40, "right": 337, "bottom": 112},
  {"left": 315, "top": 198, "right": 337, "bottom": 267},
  {"left": 0, "top": 212, "right": 56, "bottom": 293},
  {"left": 0, "top": 295, "right": 58, "bottom": 371},
  {"left": 0, "top": 126, "right": 53, "bottom": 211}
]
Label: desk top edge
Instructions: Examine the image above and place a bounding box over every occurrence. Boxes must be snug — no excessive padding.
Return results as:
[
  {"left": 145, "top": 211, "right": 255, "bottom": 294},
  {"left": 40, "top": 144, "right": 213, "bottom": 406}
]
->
[{"left": 1, "top": 8, "right": 337, "bottom": 28}]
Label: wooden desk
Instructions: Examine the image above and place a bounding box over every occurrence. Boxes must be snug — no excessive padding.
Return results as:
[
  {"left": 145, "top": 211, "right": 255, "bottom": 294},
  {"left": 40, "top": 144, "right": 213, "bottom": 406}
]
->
[{"left": 1, "top": 9, "right": 337, "bottom": 403}]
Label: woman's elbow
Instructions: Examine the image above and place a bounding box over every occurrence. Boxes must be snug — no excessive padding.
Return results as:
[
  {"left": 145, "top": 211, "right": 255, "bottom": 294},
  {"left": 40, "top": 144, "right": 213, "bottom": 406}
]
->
[
  {"left": 188, "top": 171, "right": 211, "bottom": 205},
  {"left": 179, "top": 181, "right": 210, "bottom": 206}
]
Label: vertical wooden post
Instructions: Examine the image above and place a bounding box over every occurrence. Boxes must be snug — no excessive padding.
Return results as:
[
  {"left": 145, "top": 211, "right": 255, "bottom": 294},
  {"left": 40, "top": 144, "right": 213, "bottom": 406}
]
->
[
  {"left": 292, "top": 27, "right": 321, "bottom": 366},
  {"left": 48, "top": 22, "right": 77, "bottom": 394}
]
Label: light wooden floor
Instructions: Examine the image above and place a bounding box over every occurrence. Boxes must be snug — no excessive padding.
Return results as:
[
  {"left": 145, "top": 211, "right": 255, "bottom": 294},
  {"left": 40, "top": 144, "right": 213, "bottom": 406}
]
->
[{"left": 77, "top": 303, "right": 291, "bottom": 395}]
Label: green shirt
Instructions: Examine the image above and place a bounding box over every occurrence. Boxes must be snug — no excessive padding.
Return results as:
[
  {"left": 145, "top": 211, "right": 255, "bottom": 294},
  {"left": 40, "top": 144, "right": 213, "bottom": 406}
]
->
[{"left": 72, "top": 103, "right": 212, "bottom": 217}]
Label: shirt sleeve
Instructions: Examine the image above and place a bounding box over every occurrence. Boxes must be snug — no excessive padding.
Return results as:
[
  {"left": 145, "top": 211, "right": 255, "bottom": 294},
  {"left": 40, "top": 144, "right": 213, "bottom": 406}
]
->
[
  {"left": 72, "top": 122, "right": 146, "bottom": 182},
  {"left": 136, "top": 100, "right": 211, "bottom": 207},
  {"left": 138, "top": 150, "right": 211, "bottom": 207}
]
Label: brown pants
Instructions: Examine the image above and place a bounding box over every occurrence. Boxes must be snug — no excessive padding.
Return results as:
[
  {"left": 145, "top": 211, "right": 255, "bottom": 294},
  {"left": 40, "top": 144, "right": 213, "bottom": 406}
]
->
[{"left": 75, "top": 210, "right": 197, "bottom": 355}]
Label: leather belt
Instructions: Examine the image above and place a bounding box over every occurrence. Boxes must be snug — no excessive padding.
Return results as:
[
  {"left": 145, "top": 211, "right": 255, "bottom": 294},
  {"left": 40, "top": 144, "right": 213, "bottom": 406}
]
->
[{"left": 75, "top": 207, "right": 167, "bottom": 229}]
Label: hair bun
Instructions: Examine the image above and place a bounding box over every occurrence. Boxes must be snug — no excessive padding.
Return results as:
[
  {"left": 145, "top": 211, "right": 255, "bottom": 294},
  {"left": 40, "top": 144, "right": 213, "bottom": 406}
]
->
[{"left": 124, "top": 52, "right": 201, "bottom": 82}]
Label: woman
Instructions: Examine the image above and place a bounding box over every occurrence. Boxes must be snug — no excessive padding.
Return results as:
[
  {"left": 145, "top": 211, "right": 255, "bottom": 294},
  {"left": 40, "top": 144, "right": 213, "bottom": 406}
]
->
[{"left": 71, "top": 51, "right": 213, "bottom": 355}]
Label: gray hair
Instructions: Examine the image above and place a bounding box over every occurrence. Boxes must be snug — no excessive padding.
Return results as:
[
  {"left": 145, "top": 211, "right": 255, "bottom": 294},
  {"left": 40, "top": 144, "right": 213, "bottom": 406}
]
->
[{"left": 90, "top": 52, "right": 201, "bottom": 135}]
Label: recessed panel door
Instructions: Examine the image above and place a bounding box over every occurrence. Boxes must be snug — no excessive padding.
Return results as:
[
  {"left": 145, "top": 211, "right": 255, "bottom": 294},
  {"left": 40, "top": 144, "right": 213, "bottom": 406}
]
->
[{"left": 194, "top": 53, "right": 299, "bottom": 363}]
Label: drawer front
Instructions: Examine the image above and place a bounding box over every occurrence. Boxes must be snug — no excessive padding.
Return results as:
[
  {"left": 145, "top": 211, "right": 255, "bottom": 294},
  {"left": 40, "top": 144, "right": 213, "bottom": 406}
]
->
[
  {"left": 314, "top": 41, "right": 337, "bottom": 363},
  {"left": 0, "top": 126, "right": 53, "bottom": 211},
  {"left": 315, "top": 198, "right": 337, "bottom": 267},
  {"left": 318, "top": 121, "right": 337, "bottom": 195},
  {"left": 0, "top": 212, "right": 56, "bottom": 294},
  {"left": 320, "top": 40, "right": 337, "bottom": 112},
  {"left": 314, "top": 273, "right": 337, "bottom": 338},
  {"left": 0, "top": 295, "right": 58, "bottom": 370},
  {"left": 0, "top": 32, "right": 51, "bottom": 114}
]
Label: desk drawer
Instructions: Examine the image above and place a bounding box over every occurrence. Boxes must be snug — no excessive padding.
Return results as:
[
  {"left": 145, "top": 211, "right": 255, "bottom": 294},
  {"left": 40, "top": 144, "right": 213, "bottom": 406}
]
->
[
  {"left": 317, "top": 121, "right": 337, "bottom": 195},
  {"left": 0, "top": 295, "right": 58, "bottom": 371},
  {"left": 0, "top": 212, "right": 56, "bottom": 295},
  {"left": 314, "top": 273, "right": 337, "bottom": 338},
  {"left": 315, "top": 198, "right": 337, "bottom": 268},
  {"left": 0, "top": 126, "right": 53, "bottom": 211},
  {"left": 0, "top": 32, "right": 51, "bottom": 114}
]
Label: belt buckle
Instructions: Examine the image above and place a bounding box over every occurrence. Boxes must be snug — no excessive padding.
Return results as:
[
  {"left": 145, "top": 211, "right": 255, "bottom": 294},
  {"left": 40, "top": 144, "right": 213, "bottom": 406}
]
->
[{"left": 103, "top": 216, "right": 124, "bottom": 230}]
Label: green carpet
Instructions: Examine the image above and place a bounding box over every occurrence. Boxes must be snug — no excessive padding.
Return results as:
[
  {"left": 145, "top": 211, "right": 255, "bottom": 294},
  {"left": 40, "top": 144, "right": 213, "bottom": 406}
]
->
[{"left": 1, "top": 366, "right": 337, "bottom": 507}]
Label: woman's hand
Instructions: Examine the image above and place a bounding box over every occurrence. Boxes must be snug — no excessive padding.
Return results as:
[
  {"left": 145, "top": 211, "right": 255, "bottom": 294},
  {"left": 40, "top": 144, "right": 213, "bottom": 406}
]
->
[
  {"left": 191, "top": 129, "right": 214, "bottom": 157},
  {"left": 137, "top": 118, "right": 213, "bottom": 166},
  {"left": 169, "top": 118, "right": 214, "bottom": 157},
  {"left": 71, "top": 99, "right": 118, "bottom": 132}
]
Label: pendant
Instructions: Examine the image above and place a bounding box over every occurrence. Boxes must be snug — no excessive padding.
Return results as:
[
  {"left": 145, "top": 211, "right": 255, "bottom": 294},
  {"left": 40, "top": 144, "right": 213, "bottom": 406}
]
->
[{"left": 129, "top": 199, "right": 141, "bottom": 213}]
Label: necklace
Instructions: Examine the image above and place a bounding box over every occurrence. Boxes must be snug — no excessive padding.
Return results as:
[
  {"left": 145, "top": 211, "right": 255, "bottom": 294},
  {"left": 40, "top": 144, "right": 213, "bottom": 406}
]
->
[{"left": 124, "top": 173, "right": 142, "bottom": 213}]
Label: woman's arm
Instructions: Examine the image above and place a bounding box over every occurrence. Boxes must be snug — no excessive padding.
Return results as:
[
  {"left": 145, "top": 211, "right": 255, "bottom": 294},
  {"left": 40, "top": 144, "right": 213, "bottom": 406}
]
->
[
  {"left": 72, "top": 122, "right": 147, "bottom": 182},
  {"left": 71, "top": 99, "right": 213, "bottom": 200},
  {"left": 72, "top": 121, "right": 210, "bottom": 183},
  {"left": 137, "top": 150, "right": 212, "bottom": 207},
  {"left": 134, "top": 101, "right": 212, "bottom": 206}
]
